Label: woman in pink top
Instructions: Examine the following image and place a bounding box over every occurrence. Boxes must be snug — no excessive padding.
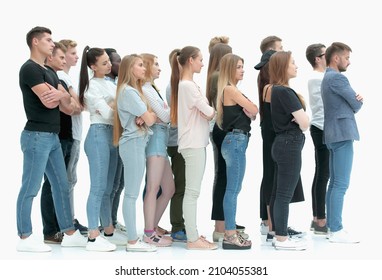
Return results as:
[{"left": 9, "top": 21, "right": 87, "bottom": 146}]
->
[{"left": 170, "top": 46, "right": 217, "bottom": 250}]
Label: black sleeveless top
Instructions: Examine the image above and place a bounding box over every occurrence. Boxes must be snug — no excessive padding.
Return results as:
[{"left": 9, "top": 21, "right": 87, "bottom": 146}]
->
[{"left": 222, "top": 91, "right": 251, "bottom": 133}]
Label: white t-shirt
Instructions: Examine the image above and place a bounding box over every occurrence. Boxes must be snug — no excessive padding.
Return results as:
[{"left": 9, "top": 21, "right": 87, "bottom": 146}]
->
[{"left": 57, "top": 70, "right": 83, "bottom": 141}]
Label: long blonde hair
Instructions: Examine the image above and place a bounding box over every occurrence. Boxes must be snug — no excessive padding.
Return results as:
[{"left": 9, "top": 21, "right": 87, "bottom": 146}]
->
[
  {"left": 113, "top": 54, "right": 150, "bottom": 146},
  {"left": 216, "top": 53, "right": 243, "bottom": 129}
]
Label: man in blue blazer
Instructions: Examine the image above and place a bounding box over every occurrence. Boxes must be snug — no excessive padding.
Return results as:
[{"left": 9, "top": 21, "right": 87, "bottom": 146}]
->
[{"left": 321, "top": 42, "right": 363, "bottom": 244}]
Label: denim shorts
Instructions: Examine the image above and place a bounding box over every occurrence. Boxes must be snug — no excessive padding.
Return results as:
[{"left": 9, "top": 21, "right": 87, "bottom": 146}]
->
[{"left": 146, "top": 123, "right": 169, "bottom": 158}]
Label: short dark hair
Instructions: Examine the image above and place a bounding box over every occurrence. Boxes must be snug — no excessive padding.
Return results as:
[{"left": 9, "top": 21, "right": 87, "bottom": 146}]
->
[
  {"left": 260, "top": 35, "right": 282, "bottom": 53},
  {"left": 306, "top": 43, "right": 326, "bottom": 68},
  {"left": 104, "top": 48, "right": 117, "bottom": 59},
  {"left": 26, "top": 26, "right": 51, "bottom": 49},
  {"left": 325, "top": 42, "right": 352, "bottom": 65}
]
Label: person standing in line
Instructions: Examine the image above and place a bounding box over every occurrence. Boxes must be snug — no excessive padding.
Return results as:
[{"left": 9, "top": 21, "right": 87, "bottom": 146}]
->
[
  {"left": 208, "top": 35, "right": 230, "bottom": 53},
  {"left": 78, "top": 46, "right": 126, "bottom": 252},
  {"left": 166, "top": 48, "right": 188, "bottom": 242},
  {"left": 255, "top": 48, "right": 305, "bottom": 243},
  {"left": 259, "top": 35, "right": 283, "bottom": 54},
  {"left": 206, "top": 43, "right": 249, "bottom": 241},
  {"left": 269, "top": 51, "right": 310, "bottom": 250},
  {"left": 305, "top": 43, "right": 329, "bottom": 235},
  {"left": 17, "top": 26, "right": 87, "bottom": 252},
  {"left": 257, "top": 35, "right": 283, "bottom": 236},
  {"left": 40, "top": 41, "right": 82, "bottom": 244},
  {"left": 215, "top": 53, "right": 258, "bottom": 250},
  {"left": 57, "top": 39, "right": 88, "bottom": 235},
  {"left": 321, "top": 42, "right": 363, "bottom": 243},
  {"left": 170, "top": 46, "right": 217, "bottom": 250},
  {"left": 141, "top": 53, "right": 174, "bottom": 247},
  {"left": 103, "top": 48, "right": 127, "bottom": 234},
  {"left": 113, "top": 54, "right": 157, "bottom": 252}
]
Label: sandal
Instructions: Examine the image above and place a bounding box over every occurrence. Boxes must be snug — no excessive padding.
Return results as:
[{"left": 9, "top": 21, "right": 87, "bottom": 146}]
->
[{"left": 222, "top": 233, "right": 252, "bottom": 250}]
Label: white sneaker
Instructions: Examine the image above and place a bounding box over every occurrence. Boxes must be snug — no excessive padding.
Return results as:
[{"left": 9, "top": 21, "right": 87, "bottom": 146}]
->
[
  {"left": 329, "top": 229, "right": 360, "bottom": 244},
  {"left": 16, "top": 236, "right": 52, "bottom": 252},
  {"left": 104, "top": 230, "right": 128, "bottom": 245},
  {"left": 61, "top": 230, "right": 87, "bottom": 247},
  {"left": 86, "top": 235, "right": 117, "bottom": 252},
  {"left": 260, "top": 222, "right": 269, "bottom": 235},
  {"left": 274, "top": 237, "right": 307, "bottom": 251},
  {"left": 126, "top": 238, "right": 157, "bottom": 252}
]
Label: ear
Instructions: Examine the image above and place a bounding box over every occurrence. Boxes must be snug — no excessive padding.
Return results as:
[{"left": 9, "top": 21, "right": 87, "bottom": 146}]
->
[{"left": 90, "top": 64, "right": 97, "bottom": 72}]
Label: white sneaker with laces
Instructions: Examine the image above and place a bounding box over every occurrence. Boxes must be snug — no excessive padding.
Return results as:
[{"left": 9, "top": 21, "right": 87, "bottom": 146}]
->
[
  {"left": 86, "top": 235, "right": 117, "bottom": 252},
  {"left": 126, "top": 238, "right": 157, "bottom": 252},
  {"left": 104, "top": 230, "right": 128, "bottom": 245},
  {"left": 274, "top": 237, "right": 307, "bottom": 251},
  {"left": 17, "top": 236, "right": 52, "bottom": 252},
  {"left": 260, "top": 222, "right": 269, "bottom": 235},
  {"left": 328, "top": 229, "right": 360, "bottom": 244},
  {"left": 61, "top": 230, "right": 87, "bottom": 247}
]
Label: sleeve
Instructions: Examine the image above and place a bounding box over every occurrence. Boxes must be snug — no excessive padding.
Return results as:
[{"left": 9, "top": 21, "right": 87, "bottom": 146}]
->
[
  {"left": 144, "top": 86, "right": 170, "bottom": 123},
  {"left": 85, "top": 82, "right": 114, "bottom": 119},
  {"left": 331, "top": 75, "right": 363, "bottom": 113},
  {"left": 120, "top": 87, "right": 148, "bottom": 117},
  {"left": 23, "top": 63, "right": 46, "bottom": 88},
  {"left": 281, "top": 88, "right": 303, "bottom": 114},
  {"left": 189, "top": 83, "right": 214, "bottom": 116}
]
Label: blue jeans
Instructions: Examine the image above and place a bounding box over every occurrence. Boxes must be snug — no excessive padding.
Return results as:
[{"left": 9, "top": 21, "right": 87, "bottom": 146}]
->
[
  {"left": 40, "top": 138, "right": 73, "bottom": 236},
  {"left": 84, "top": 124, "right": 118, "bottom": 231},
  {"left": 17, "top": 130, "right": 74, "bottom": 237},
  {"left": 120, "top": 135, "right": 149, "bottom": 241},
  {"left": 326, "top": 140, "right": 353, "bottom": 232},
  {"left": 272, "top": 130, "right": 305, "bottom": 236},
  {"left": 67, "top": 139, "right": 80, "bottom": 218},
  {"left": 110, "top": 152, "right": 124, "bottom": 226},
  {"left": 221, "top": 131, "right": 249, "bottom": 231}
]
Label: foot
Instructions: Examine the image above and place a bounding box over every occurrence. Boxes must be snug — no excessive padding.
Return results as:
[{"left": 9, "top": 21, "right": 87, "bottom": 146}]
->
[
  {"left": 328, "top": 229, "right": 360, "bottom": 244},
  {"left": 44, "top": 232, "right": 63, "bottom": 244},
  {"left": 222, "top": 233, "right": 251, "bottom": 250},
  {"left": 17, "top": 236, "right": 52, "bottom": 252},
  {"left": 86, "top": 235, "right": 117, "bottom": 252},
  {"left": 61, "top": 230, "right": 87, "bottom": 247},
  {"left": 171, "top": 229, "right": 187, "bottom": 242},
  {"left": 187, "top": 236, "right": 218, "bottom": 250},
  {"left": 126, "top": 239, "right": 157, "bottom": 252},
  {"left": 74, "top": 219, "right": 88, "bottom": 236}
]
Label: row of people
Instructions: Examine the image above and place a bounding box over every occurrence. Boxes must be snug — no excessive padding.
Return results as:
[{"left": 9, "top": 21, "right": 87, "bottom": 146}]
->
[{"left": 16, "top": 27, "right": 363, "bottom": 253}]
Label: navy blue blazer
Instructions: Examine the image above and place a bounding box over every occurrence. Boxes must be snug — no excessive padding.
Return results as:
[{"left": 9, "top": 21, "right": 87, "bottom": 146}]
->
[{"left": 321, "top": 68, "right": 363, "bottom": 145}]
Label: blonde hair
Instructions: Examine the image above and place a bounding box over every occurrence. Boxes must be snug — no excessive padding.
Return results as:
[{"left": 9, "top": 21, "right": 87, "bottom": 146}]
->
[
  {"left": 216, "top": 53, "right": 243, "bottom": 129},
  {"left": 208, "top": 36, "right": 230, "bottom": 53},
  {"left": 113, "top": 54, "right": 150, "bottom": 146}
]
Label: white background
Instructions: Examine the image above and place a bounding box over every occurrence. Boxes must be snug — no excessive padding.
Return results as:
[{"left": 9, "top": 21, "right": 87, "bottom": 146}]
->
[{"left": 1, "top": 0, "right": 381, "bottom": 279}]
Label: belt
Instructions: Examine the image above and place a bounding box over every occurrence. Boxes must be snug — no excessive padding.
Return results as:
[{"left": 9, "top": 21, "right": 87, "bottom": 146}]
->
[{"left": 228, "top": 128, "right": 251, "bottom": 137}]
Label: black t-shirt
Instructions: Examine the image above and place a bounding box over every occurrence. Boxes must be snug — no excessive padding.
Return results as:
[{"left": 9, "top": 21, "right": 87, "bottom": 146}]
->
[
  {"left": 19, "top": 60, "right": 60, "bottom": 133},
  {"left": 58, "top": 79, "right": 73, "bottom": 140},
  {"left": 270, "top": 85, "right": 302, "bottom": 133}
]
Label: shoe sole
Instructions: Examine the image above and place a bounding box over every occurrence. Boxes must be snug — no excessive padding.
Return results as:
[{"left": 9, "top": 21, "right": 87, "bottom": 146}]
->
[
  {"left": 126, "top": 248, "right": 157, "bottom": 252},
  {"left": 222, "top": 243, "right": 251, "bottom": 250},
  {"left": 275, "top": 246, "right": 307, "bottom": 251},
  {"left": 172, "top": 238, "right": 187, "bottom": 243},
  {"left": 187, "top": 246, "right": 218, "bottom": 250},
  {"left": 44, "top": 240, "right": 61, "bottom": 244},
  {"left": 314, "top": 230, "right": 328, "bottom": 235}
]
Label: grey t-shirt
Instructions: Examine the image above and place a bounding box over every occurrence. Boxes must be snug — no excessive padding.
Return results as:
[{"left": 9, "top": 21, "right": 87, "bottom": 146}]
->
[{"left": 118, "top": 85, "right": 152, "bottom": 145}]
